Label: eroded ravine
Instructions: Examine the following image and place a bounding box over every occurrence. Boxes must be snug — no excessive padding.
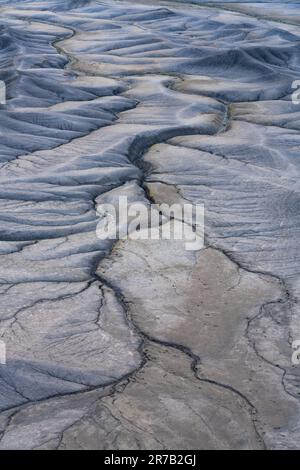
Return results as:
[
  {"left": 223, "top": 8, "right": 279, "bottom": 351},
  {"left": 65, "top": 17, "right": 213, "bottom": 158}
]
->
[{"left": 0, "top": 0, "right": 299, "bottom": 450}]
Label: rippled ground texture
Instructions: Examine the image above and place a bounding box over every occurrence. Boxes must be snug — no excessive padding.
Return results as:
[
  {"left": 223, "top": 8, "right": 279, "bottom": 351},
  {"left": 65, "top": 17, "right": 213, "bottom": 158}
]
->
[{"left": 0, "top": 0, "right": 299, "bottom": 449}]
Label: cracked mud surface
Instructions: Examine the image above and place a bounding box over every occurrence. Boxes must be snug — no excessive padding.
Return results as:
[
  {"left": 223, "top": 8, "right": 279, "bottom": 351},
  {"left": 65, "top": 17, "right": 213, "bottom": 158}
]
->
[{"left": 0, "top": 0, "right": 299, "bottom": 449}]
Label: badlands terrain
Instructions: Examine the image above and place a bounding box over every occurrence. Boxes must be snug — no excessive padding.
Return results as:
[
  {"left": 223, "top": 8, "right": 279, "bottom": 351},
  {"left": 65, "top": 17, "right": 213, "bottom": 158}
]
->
[{"left": 0, "top": 0, "right": 299, "bottom": 449}]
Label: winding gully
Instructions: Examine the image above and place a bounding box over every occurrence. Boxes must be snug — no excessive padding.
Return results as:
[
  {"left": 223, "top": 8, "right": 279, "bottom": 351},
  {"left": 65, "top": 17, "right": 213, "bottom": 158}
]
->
[{"left": 0, "top": 0, "right": 299, "bottom": 450}]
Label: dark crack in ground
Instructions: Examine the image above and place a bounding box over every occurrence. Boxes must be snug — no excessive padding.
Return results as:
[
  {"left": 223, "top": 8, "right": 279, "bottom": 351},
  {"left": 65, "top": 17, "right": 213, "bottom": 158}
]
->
[{"left": 0, "top": 0, "right": 299, "bottom": 450}]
